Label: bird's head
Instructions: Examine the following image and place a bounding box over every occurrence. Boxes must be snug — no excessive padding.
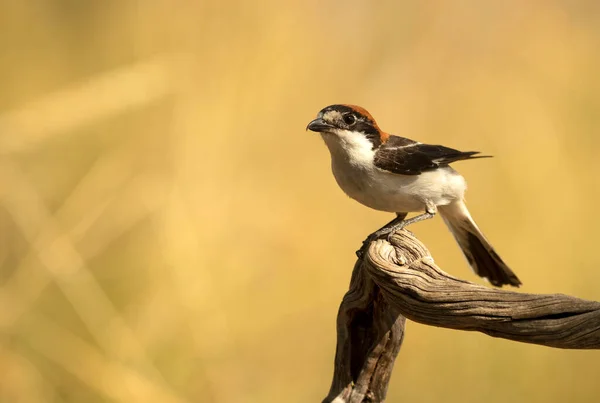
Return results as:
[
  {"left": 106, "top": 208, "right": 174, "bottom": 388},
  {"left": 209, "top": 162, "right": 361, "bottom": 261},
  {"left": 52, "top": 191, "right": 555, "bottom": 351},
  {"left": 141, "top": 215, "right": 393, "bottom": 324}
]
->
[{"left": 306, "top": 104, "right": 388, "bottom": 150}]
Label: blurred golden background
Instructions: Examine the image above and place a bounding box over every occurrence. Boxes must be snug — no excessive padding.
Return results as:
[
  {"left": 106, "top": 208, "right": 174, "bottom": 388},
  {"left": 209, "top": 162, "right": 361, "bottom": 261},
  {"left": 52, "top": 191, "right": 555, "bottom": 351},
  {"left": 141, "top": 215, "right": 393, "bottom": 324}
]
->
[{"left": 1, "top": 1, "right": 599, "bottom": 402}]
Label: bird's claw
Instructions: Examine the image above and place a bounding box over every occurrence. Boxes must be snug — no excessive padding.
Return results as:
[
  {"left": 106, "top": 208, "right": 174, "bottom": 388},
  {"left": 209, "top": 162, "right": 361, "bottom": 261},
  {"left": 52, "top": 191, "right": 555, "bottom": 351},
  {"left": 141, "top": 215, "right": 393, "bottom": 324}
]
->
[
  {"left": 357, "top": 226, "right": 405, "bottom": 258},
  {"left": 356, "top": 238, "right": 371, "bottom": 258},
  {"left": 386, "top": 225, "right": 405, "bottom": 242},
  {"left": 356, "top": 234, "right": 377, "bottom": 258}
]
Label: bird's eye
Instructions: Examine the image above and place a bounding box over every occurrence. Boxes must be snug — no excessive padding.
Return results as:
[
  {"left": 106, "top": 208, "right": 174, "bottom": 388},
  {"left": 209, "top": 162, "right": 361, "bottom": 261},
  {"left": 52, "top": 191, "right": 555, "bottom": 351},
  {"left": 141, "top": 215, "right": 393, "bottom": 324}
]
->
[{"left": 343, "top": 114, "right": 357, "bottom": 126}]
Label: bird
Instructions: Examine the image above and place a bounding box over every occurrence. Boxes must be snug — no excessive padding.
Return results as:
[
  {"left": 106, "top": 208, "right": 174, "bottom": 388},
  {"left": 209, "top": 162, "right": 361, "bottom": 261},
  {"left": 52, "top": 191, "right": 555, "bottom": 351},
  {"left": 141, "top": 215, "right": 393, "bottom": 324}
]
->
[{"left": 306, "top": 104, "right": 521, "bottom": 287}]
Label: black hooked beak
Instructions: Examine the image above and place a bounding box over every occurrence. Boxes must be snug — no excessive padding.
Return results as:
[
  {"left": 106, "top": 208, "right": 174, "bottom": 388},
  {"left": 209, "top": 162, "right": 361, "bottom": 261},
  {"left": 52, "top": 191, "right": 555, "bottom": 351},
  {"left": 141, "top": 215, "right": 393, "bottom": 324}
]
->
[{"left": 306, "top": 117, "right": 334, "bottom": 132}]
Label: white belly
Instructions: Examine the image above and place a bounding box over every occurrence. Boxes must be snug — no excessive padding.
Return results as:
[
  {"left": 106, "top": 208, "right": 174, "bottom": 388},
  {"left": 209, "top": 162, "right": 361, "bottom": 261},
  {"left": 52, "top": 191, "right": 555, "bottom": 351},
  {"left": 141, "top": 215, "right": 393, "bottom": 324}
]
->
[
  {"left": 320, "top": 130, "right": 467, "bottom": 213},
  {"left": 331, "top": 159, "right": 467, "bottom": 213}
]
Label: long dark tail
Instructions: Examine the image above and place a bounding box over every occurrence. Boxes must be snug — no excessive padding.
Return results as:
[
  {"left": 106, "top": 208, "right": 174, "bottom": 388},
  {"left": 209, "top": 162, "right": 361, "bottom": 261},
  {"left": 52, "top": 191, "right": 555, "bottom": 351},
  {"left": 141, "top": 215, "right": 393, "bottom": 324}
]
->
[{"left": 438, "top": 200, "right": 521, "bottom": 287}]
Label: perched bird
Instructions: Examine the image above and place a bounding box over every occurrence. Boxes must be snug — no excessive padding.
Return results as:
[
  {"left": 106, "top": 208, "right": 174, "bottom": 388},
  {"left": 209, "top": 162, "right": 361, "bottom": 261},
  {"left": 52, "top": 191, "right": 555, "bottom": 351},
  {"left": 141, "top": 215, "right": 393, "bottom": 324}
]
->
[{"left": 306, "top": 104, "right": 521, "bottom": 287}]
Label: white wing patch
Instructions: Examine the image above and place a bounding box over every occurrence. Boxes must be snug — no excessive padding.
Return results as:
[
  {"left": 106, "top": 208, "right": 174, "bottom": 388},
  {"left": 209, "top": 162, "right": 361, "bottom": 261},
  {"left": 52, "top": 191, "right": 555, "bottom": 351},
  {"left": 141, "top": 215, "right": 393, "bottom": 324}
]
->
[{"left": 384, "top": 141, "right": 421, "bottom": 150}]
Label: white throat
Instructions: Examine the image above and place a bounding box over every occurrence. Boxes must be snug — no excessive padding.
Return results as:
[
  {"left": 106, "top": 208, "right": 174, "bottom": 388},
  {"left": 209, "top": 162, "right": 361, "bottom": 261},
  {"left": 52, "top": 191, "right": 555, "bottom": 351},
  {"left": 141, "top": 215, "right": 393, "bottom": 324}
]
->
[{"left": 320, "top": 130, "right": 375, "bottom": 168}]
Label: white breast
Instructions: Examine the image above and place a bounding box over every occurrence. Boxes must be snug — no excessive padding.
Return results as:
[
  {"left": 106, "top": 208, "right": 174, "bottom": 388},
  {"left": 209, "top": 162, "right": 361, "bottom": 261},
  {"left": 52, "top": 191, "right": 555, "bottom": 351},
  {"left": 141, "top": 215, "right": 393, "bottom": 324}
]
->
[{"left": 321, "top": 131, "right": 467, "bottom": 213}]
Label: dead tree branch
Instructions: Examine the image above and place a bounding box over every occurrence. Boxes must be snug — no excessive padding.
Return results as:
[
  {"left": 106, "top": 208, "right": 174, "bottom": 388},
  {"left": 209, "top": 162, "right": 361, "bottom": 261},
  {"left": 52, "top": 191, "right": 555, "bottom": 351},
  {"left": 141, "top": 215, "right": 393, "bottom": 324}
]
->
[{"left": 324, "top": 230, "right": 600, "bottom": 403}]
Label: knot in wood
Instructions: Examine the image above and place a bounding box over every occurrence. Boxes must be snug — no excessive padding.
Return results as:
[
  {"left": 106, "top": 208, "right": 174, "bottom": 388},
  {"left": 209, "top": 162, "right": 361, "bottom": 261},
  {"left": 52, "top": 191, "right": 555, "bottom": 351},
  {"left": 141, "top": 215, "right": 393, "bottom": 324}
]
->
[{"left": 388, "top": 230, "right": 431, "bottom": 264}]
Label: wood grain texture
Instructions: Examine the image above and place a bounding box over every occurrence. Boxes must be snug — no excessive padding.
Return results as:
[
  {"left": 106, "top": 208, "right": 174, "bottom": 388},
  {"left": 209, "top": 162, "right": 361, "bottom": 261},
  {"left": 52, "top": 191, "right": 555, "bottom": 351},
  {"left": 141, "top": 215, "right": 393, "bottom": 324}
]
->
[
  {"left": 324, "top": 230, "right": 600, "bottom": 402},
  {"left": 323, "top": 261, "right": 405, "bottom": 403}
]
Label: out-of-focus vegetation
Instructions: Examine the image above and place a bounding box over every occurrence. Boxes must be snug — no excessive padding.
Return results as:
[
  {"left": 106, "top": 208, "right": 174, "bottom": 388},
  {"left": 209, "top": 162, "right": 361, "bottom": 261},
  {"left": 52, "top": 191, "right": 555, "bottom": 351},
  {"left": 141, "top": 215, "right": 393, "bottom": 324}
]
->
[{"left": 0, "top": 1, "right": 599, "bottom": 402}]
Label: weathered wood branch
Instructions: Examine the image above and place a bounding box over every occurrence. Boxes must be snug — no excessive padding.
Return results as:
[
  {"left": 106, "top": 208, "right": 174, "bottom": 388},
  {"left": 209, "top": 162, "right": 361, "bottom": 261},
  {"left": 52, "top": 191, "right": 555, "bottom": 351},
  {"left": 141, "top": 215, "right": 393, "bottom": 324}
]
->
[
  {"left": 323, "top": 260, "right": 405, "bottom": 403},
  {"left": 324, "top": 230, "right": 600, "bottom": 403}
]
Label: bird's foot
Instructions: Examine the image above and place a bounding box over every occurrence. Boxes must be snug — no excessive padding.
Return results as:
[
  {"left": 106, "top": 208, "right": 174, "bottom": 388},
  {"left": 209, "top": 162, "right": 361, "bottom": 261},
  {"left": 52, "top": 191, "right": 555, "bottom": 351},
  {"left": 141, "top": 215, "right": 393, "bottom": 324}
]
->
[
  {"left": 356, "top": 233, "right": 378, "bottom": 258},
  {"left": 356, "top": 209, "right": 436, "bottom": 259},
  {"left": 356, "top": 225, "right": 403, "bottom": 258},
  {"left": 384, "top": 223, "right": 405, "bottom": 242}
]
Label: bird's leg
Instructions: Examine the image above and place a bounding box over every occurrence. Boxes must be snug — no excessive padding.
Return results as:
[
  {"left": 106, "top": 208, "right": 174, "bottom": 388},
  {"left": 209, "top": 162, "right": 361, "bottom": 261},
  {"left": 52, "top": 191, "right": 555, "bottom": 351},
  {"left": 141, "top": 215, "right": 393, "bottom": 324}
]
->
[
  {"left": 381, "top": 203, "right": 437, "bottom": 242},
  {"left": 356, "top": 213, "right": 408, "bottom": 258},
  {"left": 356, "top": 204, "right": 438, "bottom": 258}
]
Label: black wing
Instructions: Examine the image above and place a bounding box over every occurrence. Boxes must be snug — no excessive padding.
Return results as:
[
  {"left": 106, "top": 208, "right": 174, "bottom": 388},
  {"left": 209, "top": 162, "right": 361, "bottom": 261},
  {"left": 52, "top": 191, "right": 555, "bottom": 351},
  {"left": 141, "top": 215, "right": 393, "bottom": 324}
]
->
[{"left": 374, "top": 135, "right": 489, "bottom": 175}]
